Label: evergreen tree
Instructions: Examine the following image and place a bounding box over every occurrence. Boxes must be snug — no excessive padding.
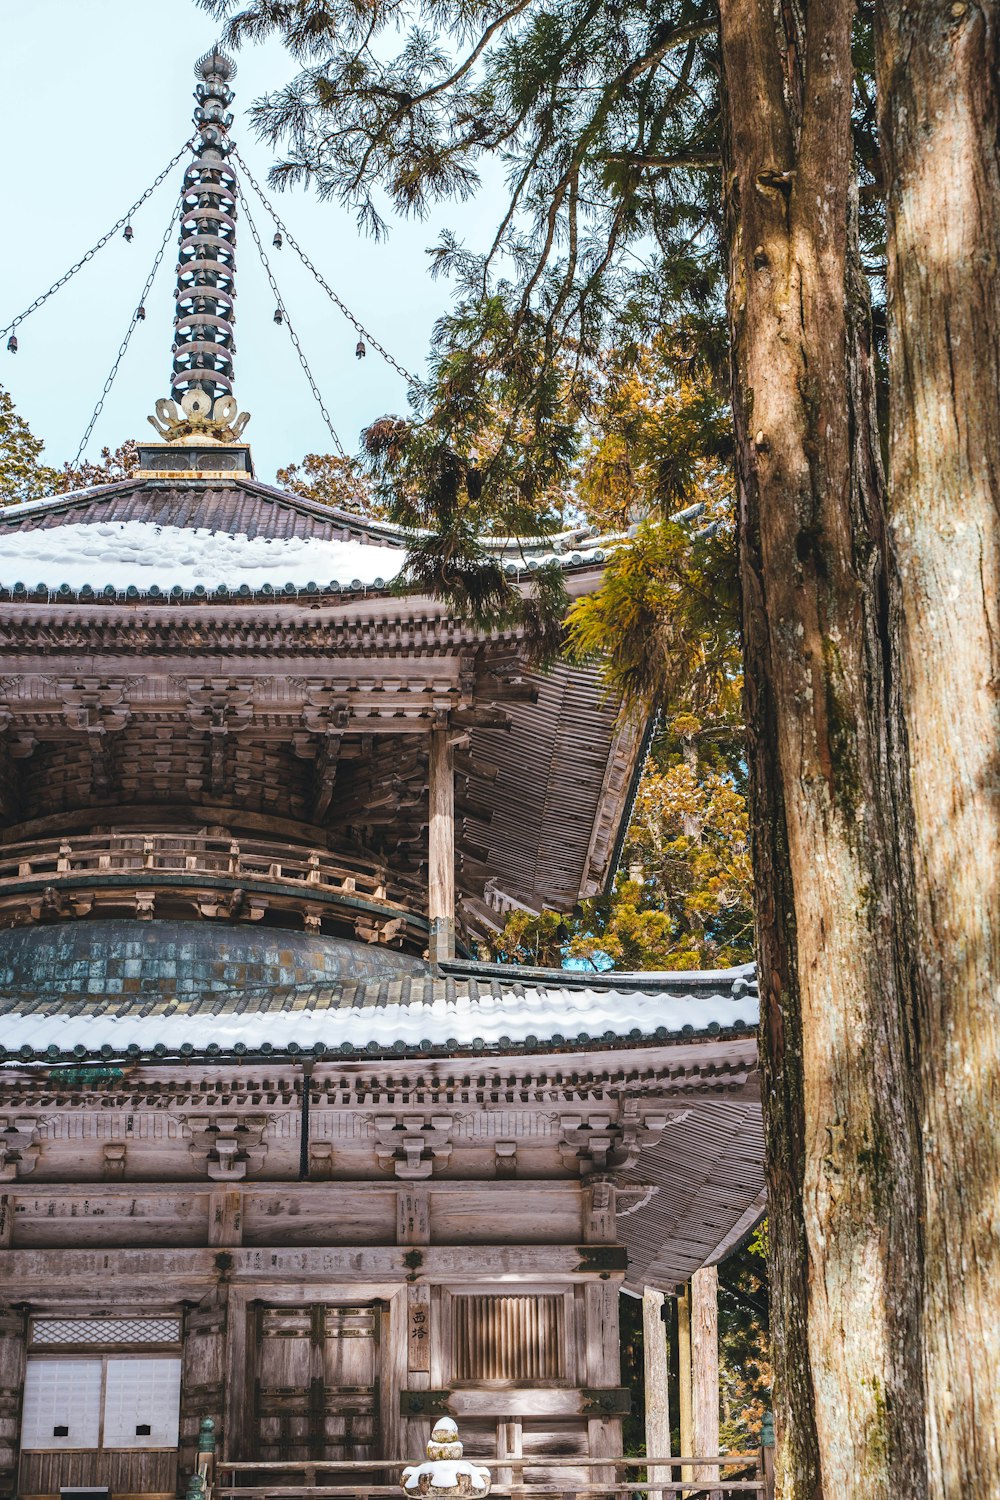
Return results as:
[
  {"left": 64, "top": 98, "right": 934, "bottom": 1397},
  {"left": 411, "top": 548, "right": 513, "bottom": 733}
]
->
[
  {"left": 0, "top": 386, "right": 58, "bottom": 505},
  {"left": 276, "top": 451, "right": 382, "bottom": 513},
  {"left": 483, "top": 335, "right": 752, "bottom": 971},
  {"left": 0, "top": 387, "right": 138, "bottom": 506},
  {"left": 201, "top": 2, "right": 1000, "bottom": 1492},
  {"left": 53, "top": 442, "right": 140, "bottom": 493}
]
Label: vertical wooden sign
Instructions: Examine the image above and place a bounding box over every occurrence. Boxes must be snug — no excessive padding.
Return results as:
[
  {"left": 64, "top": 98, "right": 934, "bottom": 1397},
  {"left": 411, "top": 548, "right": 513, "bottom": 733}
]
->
[{"left": 407, "top": 1283, "right": 431, "bottom": 1373}]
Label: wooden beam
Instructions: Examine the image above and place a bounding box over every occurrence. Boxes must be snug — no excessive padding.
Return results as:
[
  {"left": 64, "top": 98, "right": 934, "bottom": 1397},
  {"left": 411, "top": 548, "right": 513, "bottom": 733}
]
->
[
  {"left": 311, "top": 732, "right": 342, "bottom": 823},
  {"left": 399, "top": 1387, "right": 629, "bottom": 1418},
  {"left": 642, "top": 1288, "right": 671, "bottom": 1499},
  {"left": 677, "top": 1283, "right": 693, "bottom": 1486},
  {"left": 1, "top": 1243, "right": 627, "bottom": 1291},
  {"left": 428, "top": 727, "right": 455, "bottom": 963},
  {"left": 691, "top": 1265, "right": 720, "bottom": 1492}
]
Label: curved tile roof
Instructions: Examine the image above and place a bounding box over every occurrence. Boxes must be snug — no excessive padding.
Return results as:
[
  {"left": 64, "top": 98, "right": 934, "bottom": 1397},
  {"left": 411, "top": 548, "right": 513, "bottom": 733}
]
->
[
  {"left": 0, "top": 479, "right": 608, "bottom": 599},
  {"left": 0, "top": 956, "right": 758, "bottom": 1063},
  {"left": 0, "top": 478, "right": 405, "bottom": 544}
]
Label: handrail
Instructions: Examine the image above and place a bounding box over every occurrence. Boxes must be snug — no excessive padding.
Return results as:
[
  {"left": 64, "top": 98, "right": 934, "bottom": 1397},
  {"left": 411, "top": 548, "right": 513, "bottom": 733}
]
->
[
  {"left": 213, "top": 1489, "right": 764, "bottom": 1497},
  {"left": 212, "top": 1457, "right": 768, "bottom": 1499},
  {"left": 216, "top": 1458, "right": 759, "bottom": 1470},
  {"left": 0, "top": 831, "right": 425, "bottom": 904}
]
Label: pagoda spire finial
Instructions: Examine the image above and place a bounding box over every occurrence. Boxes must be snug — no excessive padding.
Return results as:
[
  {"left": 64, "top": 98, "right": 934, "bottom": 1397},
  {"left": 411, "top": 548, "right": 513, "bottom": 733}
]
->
[{"left": 147, "top": 45, "right": 250, "bottom": 445}]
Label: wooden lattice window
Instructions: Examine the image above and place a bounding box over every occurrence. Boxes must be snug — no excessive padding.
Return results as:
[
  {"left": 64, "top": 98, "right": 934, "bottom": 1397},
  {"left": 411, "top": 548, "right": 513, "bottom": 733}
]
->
[
  {"left": 452, "top": 1295, "right": 565, "bottom": 1382},
  {"left": 31, "top": 1318, "right": 181, "bottom": 1346}
]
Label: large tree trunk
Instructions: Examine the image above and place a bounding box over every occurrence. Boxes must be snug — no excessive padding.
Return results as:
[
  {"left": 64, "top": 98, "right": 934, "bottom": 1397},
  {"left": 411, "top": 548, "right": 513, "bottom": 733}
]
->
[
  {"left": 717, "top": 2, "right": 926, "bottom": 1495},
  {"left": 876, "top": 8, "right": 1000, "bottom": 1495}
]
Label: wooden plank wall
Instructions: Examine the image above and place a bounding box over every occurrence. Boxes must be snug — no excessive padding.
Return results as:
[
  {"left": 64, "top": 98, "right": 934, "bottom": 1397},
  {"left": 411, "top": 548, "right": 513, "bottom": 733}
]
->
[{"left": 5, "top": 1265, "right": 622, "bottom": 1499}]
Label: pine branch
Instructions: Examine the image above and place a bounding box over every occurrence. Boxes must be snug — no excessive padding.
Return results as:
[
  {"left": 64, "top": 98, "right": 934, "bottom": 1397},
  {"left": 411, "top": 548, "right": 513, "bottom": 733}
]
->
[{"left": 602, "top": 150, "right": 722, "bottom": 170}]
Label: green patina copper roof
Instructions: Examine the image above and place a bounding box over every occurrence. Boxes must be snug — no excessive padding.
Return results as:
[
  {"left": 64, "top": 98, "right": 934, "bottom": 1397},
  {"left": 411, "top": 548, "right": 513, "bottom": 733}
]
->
[{"left": 0, "top": 918, "right": 424, "bottom": 1003}]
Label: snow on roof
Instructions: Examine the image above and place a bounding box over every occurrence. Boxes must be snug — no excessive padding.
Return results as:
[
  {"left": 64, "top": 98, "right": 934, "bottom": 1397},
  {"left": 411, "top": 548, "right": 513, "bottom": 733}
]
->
[
  {"left": 0, "top": 514, "right": 609, "bottom": 595},
  {"left": 0, "top": 969, "right": 759, "bottom": 1060},
  {"left": 0, "top": 519, "right": 407, "bottom": 592}
]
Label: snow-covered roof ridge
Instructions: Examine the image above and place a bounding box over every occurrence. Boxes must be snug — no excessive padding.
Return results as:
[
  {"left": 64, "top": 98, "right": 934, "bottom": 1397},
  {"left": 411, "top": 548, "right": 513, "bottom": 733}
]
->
[
  {"left": 0, "top": 480, "right": 147, "bottom": 520},
  {"left": 1, "top": 478, "right": 605, "bottom": 553},
  {"left": 0, "top": 474, "right": 616, "bottom": 598},
  {"left": 0, "top": 959, "right": 759, "bottom": 1064},
  {"left": 0, "top": 519, "right": 407, "bottom": 593},
  {"left": 439, "top": 956, "right": 757, "bottom": 993}
]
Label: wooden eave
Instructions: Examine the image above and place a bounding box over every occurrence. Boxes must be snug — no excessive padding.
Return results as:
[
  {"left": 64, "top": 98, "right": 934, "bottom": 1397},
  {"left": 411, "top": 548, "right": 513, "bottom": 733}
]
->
[
  {"left": 0, "top": 613, "right": 642, "bottom": 924},
  {"left": 0, "top": 1033, "right": 764, "bottom": 1294}
]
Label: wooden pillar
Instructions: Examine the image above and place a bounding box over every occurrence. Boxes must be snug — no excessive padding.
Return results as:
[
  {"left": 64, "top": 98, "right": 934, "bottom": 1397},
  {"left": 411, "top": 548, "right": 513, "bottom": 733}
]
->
[
  {"left": 585, "top": 1279, "right": 622, "bottom": 1476},
  {"left": 760, "top": 1410, "right": 775, "bottom": 1500},
  {"left": 691, "top": 1265, "right": 720, "bottom": 1492},
  {"left": 428, "top": 728, "right": 455, "bottom": 963},
  {"left": 180, "top": 1288, "right": 228, "bottom": 1474},
  {"left": 677, "top": 1283, "right": 693, "bottom": 1484},
  {"left": 0, "top": 1302, "right": 27, "bottom": 1500},
  {"left": 496, "top": 1419, "right": 523, "bottom": 1490},
  {"left": 642, "top": 1289, "right": 670, "bottom": 1498}
]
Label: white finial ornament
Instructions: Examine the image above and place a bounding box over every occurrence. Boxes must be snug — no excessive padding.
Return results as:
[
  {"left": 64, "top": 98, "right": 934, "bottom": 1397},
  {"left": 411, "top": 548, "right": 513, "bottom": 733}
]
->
[{"left": 401, "top": 1419, "right": 491, "bottom": 1499}]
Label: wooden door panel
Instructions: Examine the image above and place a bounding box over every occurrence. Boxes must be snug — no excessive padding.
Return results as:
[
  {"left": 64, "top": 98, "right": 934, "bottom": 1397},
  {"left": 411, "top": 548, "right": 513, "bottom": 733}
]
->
[{"left": 249, "top": 1303, "right": 380, "bottom": 1462}]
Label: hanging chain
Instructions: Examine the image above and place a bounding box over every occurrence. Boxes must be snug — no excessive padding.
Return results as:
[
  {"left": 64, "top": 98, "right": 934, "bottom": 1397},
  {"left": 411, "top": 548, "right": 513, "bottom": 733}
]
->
[
  {"left": 236, "top": 184, "right": 350, "bottom": 460},
  {"left": 231, "top": 145, "right": 421, "bottom": 391},
  {"left": 2, "top": 140, "right": 194, "bottom": 344},
  {"left": 72, "top": 203, "right": 181, "bottom": 468}
]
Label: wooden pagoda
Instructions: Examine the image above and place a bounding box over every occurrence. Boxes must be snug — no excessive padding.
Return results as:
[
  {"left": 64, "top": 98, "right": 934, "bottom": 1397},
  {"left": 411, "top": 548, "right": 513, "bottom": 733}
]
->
[{"left": 0, "top": 47, "right": 764, "bottom": 1500}]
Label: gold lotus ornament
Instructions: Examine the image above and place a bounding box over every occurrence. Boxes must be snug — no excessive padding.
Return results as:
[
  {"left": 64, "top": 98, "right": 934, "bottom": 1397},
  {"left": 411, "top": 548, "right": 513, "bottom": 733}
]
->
[{"left": 147, "top": 388, "right": 250, "bottom": 444}]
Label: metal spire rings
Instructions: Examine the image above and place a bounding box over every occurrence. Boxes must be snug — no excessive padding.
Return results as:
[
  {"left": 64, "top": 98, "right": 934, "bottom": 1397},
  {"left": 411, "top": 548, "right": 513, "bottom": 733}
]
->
[
  {"left": 171, "top": 49, "right": 239, "bottom": 405},
  {"left": 149, "top": 47, "right": 250, "bottom": 445}
]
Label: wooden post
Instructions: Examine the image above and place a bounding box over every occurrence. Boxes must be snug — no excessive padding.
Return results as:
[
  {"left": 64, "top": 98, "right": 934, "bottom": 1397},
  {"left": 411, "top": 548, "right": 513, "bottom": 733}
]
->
[
  {"left": 180, "top": 1292, "right": 228, "bottom": 1475},
  {"left": 585, "top": 1279, "right": 622, "bottom": 1483},
  {"left": 428, "top": 727, "right": 455, "bottom": 963},
  {"left": 496, "top": 1418, "right": 523, "bottom": 1490},
  {"left": 760, "top": 1410, "right": 775, "bottom": 1500},
  {"left": 0, "top": 1303, "right": 27, "bottom": 1500},
  {"left": 691, "top": 1265, "right": 719, "bottom": 1494},
  {"left": 677, "top": 1284, "right": 693, "bottom": 1486},
  {"left": 642, "top": 1288, "right": 670, "bottom": 1500},
  {"left": 196, "top": 1416, "right": 217, "bottom": 1497}
]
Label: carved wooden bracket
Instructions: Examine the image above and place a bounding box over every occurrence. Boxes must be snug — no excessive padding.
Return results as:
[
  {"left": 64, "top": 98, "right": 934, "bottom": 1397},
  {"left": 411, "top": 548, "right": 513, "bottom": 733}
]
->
[
  {"left": 57, "top": 681, "right": 132, "bottom": 798},
  {"left": 0, "top": 1116, "right": 41, "bottom": 1180},
  {"left": 102, "top": 1143, "right": 127, "bottom": 1180},
  {"left": 185, "top": 681, "right": 253, "bottom": 797},
  {"left": 374, "top": 1115, "right": 454, "bottom": 1178},
  {"left": 494, "top": 1139, "right": 517, "bottom": 1177},
  {"left": 185, "top": 1115, "right": 269, "bottom": 1180},
  {"left": 559, "top": 1100, "right": 683, "bottom": 1174}
]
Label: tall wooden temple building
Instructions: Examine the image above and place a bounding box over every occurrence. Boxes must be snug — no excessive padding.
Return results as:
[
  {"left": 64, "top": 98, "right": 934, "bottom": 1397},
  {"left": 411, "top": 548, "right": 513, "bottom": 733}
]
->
[{"left": 0, "top": 50, "right": 764, "bottom": 1500}]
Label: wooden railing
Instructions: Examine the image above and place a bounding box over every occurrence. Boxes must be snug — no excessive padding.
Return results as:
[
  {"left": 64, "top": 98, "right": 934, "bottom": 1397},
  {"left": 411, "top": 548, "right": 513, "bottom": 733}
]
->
[
  {"left": 210, "top": 1455, "right": 774, "bottom": 1500},
  {"left": 0, "top": 830, "right": 429, "bottom": 940}
]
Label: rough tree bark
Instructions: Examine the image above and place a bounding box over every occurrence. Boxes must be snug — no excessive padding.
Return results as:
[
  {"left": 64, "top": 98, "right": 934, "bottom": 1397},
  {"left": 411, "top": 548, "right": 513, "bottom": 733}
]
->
[
  {"left": 716, "top": 1, "right": 926, "bottom": 1495},
  {"left": 876, "top": 6, "right": 1000, "bottom": 1495}
]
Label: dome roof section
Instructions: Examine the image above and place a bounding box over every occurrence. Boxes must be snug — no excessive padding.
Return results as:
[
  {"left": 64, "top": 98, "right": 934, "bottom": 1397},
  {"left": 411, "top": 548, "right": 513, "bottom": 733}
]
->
[
  {"left": 0, "top": 918, "right": 426, "bottom": 1005},
  {"left": 0, "top": 478, "right": 608, "bottom": 599}
]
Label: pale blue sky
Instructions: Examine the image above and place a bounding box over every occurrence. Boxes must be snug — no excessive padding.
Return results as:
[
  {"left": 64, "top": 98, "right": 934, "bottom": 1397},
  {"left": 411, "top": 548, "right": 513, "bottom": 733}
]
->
[{"left": 1, "top": 0, "right": 500, "bottom": 480}]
